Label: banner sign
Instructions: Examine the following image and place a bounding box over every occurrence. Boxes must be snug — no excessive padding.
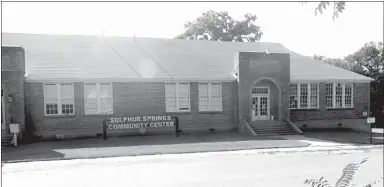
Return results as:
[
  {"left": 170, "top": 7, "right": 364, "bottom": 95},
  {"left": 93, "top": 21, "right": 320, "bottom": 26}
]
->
[{"left": 108, "top": 116, "right": 174, "bottom": 130}]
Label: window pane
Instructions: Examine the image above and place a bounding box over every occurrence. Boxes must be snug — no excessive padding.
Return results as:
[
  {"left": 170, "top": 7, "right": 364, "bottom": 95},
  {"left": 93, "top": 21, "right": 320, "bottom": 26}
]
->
[
  {"left": 252, "top": 87, "right": 268, "bottom": 94},
  {"left": 85, "top": 84, "right": 97, "bottom": 114},
  {"left": 300, "top": 84, "right": 308, "bottom": 108},
  {"left": 61, "top": 84, "right": 74, "bottom": 99},
  {"left": 290, "top": 84, "right": 298, "bottom": 109},
  {"left": 325, "top": 83, "right": 333, "bottom": 107},
  {"left": 45, "top": 84, "right": 58, "bottom": 103},
  {"left": 310, "top": 83, "right": 318, "bottom": 108},
  {"left": 46, "top": 104, "right": 58, "bottom": 115},
  {"left": 165, "top": 83, "right": 177, "bottom": 112},
  {"left": 85, "top": 84, "right": 97, "bottom": 99},
  {"left": 100, "top": 98, "right": 113, "bottom": 113},
  {"left": 335, "top": 83, "right": 343, "bottom": 107},
  {"left": 62, "top": 104, "right": 74, "bottom": 115},
  {"left": 198, "top": 83, "right": 209, "bottom": 111},
  {"left": 100, "top": 83, "right": 112, "bottom": 98},
  {"left": 345, "top": 84, "right": 353, "bottom": 107},
  {"left": 210, "top": 83, "right": 222, "bottom": 110},
  {"left": 178, "top": 83, "right": 190, "bottom": 111}
]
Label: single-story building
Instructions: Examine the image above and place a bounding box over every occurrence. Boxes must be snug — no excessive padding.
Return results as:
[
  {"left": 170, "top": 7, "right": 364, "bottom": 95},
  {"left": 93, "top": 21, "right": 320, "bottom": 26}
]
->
[{"left": 1, "top": 33, "right": 374, "bottom": 140}]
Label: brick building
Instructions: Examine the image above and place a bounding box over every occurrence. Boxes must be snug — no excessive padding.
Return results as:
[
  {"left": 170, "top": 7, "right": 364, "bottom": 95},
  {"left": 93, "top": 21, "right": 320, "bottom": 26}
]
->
[
  {"left": 1, "top": 46, "right": 26, "bottom": 144},
  {"left": 1, "top": 33, "right": 374, "bottom": 140}
]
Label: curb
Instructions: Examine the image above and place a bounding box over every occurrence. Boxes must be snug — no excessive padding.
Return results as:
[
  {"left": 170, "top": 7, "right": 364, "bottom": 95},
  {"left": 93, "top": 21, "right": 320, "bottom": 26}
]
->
[{"left": 2, "top": 144, "right": 382, "bottom": 164}]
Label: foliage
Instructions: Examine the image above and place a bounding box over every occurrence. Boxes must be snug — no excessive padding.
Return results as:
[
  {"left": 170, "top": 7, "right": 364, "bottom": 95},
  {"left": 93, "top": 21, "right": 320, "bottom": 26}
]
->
[
  {"left": 176, "top": 10, "right": 263, "bottom": 42},
  {"left": 345, "top": 42, "right": 384, "bottom": 80},
  {"left": 22, "top": 112, "right": 40, "bottom": 144},
  {"left": 301, "top": 1, "right": 346, "bottom": 20},
  {"left": 304, "top": 157, "right": 383, "bottom": 187},
  {"left": 313, "top": 42, "right": 384, "bottom": 80}
]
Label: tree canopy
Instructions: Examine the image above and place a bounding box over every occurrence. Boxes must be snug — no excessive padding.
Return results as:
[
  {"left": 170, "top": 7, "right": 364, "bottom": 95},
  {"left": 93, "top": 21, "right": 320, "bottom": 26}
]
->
[
  {"left": 176, "top": 10, "right": 263, "bottom": 42},
  {"left": 313, "top": 41, "right": 384, "bottom": 79}
]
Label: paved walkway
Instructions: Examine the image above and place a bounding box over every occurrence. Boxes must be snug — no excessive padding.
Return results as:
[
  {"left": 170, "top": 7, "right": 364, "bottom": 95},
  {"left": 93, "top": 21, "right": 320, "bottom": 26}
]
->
[
  {"left": 2, "top": 131, "right": 383, "bottom": 163},
  {"left": 2, "top": 132, "right": 309, "bottom": 163}
]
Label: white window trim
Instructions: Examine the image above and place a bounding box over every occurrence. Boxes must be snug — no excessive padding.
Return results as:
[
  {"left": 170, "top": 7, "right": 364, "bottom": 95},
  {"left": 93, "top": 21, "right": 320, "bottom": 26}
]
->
[
  {"left": 327, "top": 83, "right": 354, "bottom": 109},
  {"left": 84, "top": 83, "right": 114, "bottom": 115},
  {"left": 44, "top": 83, "right": 75, "bottom": 116},
  {"left": 198, "top": 82, "right": 223, "bottom": 112},
  {"left": 165, "top": 82, "right": 191, "bottom": 113},
  {"left": 290, "top": 83, "right": 319, "bottom": 109}
]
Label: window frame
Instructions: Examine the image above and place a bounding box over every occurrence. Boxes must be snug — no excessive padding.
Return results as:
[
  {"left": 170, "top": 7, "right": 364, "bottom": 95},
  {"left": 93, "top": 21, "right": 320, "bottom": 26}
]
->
[
  {"left": 198, "top": 82, "right": 223, "bottom": 112},
  {"left": 325, "top": 83, "right": 354, "bottom": 109},
  {"left": 289, "top": 83, "right": 319, "bottom": 109},
  {"left": 43, "top": 83, "right": 75, "bottom": 116},
  {"left": 83, "top": 83, "right": 114, "bottom": 115},
  {"left": 165, "top": 82, "right": 191, "bottom": 113}
]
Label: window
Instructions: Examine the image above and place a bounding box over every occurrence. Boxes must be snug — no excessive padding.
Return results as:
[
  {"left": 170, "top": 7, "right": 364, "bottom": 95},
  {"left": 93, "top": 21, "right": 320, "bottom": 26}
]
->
[
  {"left": 84, "top": 83, "right": 113, "bottom": 115},
  {"left": 198, "top": 82, "right": 222, "bottom": 111},
  {"left": 325, "top": 83, "right": 333, "bottom": 108},
  {"left": 325, "top": 83, "right": 353, "bottom": 108},
  {"left": 44, "top": 83, "right": 74, "bottom": 116},
  {"left": 290, "top": 83, "right": 319, "bottom": 109},
  {"left": 165, "top": 82, "right": 190, "bottom": 112},
  {"left": 289, "top": 84, "right": 298, "bottom": 108}
]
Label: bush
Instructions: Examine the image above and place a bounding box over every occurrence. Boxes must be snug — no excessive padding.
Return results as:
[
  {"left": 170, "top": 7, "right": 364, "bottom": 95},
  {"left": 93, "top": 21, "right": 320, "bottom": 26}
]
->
[
  {"left": 304, "top": 157, "right": 383, "bottom": 187},
  {"left": 21, "top": 113, "right": 40, "bottom": 144}
]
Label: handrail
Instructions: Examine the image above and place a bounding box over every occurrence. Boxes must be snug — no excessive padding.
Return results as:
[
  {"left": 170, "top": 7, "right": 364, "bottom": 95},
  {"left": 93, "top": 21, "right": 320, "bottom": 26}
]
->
[
  {"left": 242, "top": 120, "right": 257, "bottom": 136},
  {"left": 285, "top": 117, "right": 303, "bottom": 135}
]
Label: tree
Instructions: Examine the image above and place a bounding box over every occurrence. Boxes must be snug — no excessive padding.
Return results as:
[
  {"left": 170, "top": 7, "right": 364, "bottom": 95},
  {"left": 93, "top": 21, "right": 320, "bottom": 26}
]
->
[
  {"left": 345, "top": 42, "right": 384, "bottom": 80},
  {"left": 313, "top": 42, "right": 384, "bottom": 79},
  {"left": 176, "top": 10, "right": 263, "bottom": 42},
  {"left": 301, "top": 1, "right": 346, "bottom": 20},
  {"left": 312, "top": 54, "right": 359, "bottom": 72}
]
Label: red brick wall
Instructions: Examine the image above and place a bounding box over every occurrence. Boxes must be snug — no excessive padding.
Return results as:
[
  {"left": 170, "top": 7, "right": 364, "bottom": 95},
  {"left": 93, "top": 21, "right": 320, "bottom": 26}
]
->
[
  {"left": 1, "top": 47, "right": 25, "bottom": 130},
  {"left": 290, "top": 82, "right": 369, "bottom": 122},
  {"left": 237, "top": 52, "right": 291, "bottom": 124},
  {"left": 25, "top": 81, "right": 238, "bottom": 138}
]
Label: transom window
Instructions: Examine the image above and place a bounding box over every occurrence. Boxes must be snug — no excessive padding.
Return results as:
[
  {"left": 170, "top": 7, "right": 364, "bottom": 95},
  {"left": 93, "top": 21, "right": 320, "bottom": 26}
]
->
[
  {"left": 198, "top": 82, "right": 222, "bottom": 112},
  {"left": 84, "top": 83, "right": 113, "bottom": 115},
  {"left": 325, "top": 83, "right": 353, "bottom": 108},
  {"left": 252, "top": 87, "right": 268, "bottom": 94},
  {"left": 165, "top": 82, "right": 190, "bottom": 112},
  {"left": 290, "top": 83, "right": 319, "bottom": 109},
  {"left": 44, "top": 83, "right": 74, "bottom": 116}
]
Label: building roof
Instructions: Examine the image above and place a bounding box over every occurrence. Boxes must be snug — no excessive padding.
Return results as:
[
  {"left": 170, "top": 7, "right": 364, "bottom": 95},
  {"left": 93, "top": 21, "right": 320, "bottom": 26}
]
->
[{"left": 1, "top": 33, "right": 373, "bottom": 82}]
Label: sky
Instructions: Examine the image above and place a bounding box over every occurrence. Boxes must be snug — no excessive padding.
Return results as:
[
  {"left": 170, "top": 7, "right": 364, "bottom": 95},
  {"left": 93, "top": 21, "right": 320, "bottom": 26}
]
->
[{"left": 1, "top": 1, "right": 383, "bottom": 58}]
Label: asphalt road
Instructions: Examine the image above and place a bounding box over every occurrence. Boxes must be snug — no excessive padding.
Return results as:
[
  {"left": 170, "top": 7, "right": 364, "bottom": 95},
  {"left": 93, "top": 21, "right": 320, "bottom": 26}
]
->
[{"left": 2, "top": 149, "right": 383, "bottom": 187}]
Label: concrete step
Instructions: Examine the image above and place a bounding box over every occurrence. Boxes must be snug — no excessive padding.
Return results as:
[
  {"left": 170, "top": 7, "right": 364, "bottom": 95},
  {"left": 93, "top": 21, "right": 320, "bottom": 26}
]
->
[
  {"left": 250, "top": 122, "right": 298, "bottom": 136},
  {"left": 2, "top": 132, "right": 13, "bottom": 147}
]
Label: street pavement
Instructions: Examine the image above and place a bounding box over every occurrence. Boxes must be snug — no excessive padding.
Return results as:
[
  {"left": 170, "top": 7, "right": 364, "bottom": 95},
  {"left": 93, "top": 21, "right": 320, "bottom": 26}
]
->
[{"left": 2, "top": 147, "right": 383, "bottom": 187}]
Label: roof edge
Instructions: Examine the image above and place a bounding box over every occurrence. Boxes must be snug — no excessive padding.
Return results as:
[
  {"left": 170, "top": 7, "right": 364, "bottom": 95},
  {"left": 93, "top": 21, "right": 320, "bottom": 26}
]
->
[{"left": 25, "top": 77, "right": 237, "bottom": 83}]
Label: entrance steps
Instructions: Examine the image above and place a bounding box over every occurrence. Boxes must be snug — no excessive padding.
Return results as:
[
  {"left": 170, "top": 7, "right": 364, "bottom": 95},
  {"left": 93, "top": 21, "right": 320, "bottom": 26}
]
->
[
  {"left": 2, "top": 130, "right": 13, "bottom": 147},
  {"left": 250, "top": 121, "right": 299, "bottom": 136}
]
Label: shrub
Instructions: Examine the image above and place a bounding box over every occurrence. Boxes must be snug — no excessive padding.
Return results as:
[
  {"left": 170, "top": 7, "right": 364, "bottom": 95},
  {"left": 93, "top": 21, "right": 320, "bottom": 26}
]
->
[{"left": 304, "top": 157, "right": 383, "bottom": 187}]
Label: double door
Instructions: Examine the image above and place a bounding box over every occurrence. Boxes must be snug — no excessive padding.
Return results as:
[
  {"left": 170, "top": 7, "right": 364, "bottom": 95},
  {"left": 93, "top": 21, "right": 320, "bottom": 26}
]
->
[{"left": 251, "top": 87, "right": 270, "bottom": 121}]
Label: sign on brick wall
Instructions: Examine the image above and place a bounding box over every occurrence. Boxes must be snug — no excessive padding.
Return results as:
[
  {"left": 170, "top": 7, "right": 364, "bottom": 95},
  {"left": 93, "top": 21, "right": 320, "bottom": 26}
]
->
[{"left": 108, "top": 116, "right": 174, "bottom": 130}]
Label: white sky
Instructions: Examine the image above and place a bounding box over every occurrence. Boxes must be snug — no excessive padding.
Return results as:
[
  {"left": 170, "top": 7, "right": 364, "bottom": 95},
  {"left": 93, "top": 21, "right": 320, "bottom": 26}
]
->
[{"left": 1, "top": 1, "right": 383, "bottom": 58}]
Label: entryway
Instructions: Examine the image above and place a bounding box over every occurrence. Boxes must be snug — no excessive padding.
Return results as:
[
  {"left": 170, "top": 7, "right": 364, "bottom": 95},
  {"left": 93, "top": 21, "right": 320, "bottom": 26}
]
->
[{"left": 251, "top": 87, "right": 270, "bottom": 121}]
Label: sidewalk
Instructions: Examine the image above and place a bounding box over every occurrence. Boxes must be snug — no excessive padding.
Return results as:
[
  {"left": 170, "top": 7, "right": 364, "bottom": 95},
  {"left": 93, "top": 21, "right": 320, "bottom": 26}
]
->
[
  {"left": 2, "top": 131, "right": 383, "bottom": 163},
  {"left": 2, "top": 132, "right": 307, "bottom": 163}
]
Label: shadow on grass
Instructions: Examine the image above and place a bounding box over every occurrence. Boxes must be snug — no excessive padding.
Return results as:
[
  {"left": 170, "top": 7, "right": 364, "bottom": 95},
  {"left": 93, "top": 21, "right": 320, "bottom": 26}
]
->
[{"left": 302, "top": 128, "right": 384, "bottom": 145}]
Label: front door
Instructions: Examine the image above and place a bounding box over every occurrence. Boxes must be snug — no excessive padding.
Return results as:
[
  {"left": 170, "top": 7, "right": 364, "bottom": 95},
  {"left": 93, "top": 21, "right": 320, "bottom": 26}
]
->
[{"left": 252, "top": 87, "right": 270, "bottom": 121}]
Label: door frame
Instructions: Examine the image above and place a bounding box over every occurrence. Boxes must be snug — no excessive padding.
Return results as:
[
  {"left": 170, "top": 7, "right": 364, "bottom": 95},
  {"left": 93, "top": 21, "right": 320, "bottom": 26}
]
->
[{"left": 251, "top": 86, "right": 270, "bottom": 121}]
